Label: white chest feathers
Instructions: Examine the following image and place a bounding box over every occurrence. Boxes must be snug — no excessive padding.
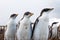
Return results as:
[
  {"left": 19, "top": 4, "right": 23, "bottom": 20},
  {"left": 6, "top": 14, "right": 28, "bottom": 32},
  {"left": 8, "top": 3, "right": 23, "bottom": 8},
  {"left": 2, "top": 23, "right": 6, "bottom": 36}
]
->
[
  {"left": 5, "top": 19, "right": 16, "bottom": 39},
  {"left": 33, "top": 14, "right": 49, "bottom": 40},
  {"left": 17, "top": 18, "right": 32, "bottom": 40}
]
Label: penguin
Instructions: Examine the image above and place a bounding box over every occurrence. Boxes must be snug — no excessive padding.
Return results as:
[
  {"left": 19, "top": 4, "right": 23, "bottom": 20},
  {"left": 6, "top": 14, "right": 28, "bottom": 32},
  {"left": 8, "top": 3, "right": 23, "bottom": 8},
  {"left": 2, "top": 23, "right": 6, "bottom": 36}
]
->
[
  {"left": 16, "top": 12, "right": 34, "bottom": 40},
  {"left": 48, "top": 22, "right": 58, "bottom": 39},
  {"left": 57, "top": 24, "right": 60, "bottom": 39},
  {"left": 4, "top": 14, "right": 18, "bottom": 40},
  {"left": 51, "top": 22, "right": 58, "bottom": 38},
  {"left": 32, "top": 8, "right": 54, "bottom": 40}
]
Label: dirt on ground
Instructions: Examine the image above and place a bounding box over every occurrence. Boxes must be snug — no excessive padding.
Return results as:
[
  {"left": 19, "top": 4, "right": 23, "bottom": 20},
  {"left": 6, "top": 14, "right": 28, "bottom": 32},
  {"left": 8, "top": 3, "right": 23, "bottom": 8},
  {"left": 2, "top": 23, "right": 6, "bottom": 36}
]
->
[{"left": 0, "top": 25, "right": 60, "bottom": 40}]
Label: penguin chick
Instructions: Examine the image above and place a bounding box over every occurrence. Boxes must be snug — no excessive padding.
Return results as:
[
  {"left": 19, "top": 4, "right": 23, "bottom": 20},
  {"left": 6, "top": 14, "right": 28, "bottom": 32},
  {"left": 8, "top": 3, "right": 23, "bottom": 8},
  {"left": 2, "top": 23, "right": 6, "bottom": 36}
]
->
[
  {"left": 32, "top": 8, "right": 54, "bottom": 40},
  {"left": 48, "top": 22, "right": 58, "bottom": 39},
  {"left": 17, "top": 12, "right": 34, "bottom": 40},
  {"left": 4, "top": 14, "right": 18, "bottom": 40}
]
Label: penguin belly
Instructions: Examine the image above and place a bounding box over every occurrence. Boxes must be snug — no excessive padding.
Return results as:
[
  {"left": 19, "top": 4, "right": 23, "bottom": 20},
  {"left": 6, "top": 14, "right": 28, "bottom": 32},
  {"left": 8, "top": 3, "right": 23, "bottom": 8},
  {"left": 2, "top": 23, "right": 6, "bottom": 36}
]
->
[
  {"left": 33, "top": 20, "right": 49, "bottom": 40},
  {"left": 17, "top": 23, "right": 32, "bottom": 40},
  {"left": 5, "top": 23, "right": 16, "bottom": 40}
]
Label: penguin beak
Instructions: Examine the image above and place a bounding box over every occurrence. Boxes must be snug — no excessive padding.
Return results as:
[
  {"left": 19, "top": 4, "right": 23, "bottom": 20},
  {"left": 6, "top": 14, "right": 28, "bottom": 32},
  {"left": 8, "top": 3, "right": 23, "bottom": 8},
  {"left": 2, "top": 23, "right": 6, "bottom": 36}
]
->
[
  {"left": 55, "top": 22, "right": 58, "bottom": 24},
  {"left": 50, "top": 8, "right": 54, "bottom": 10},
  {"left": 30, "top": 13, "right": 34, "bottom": 16},
  {"left": 16, "top": 14, "right": 18, "bottom": 16},
  {"left": 48, "top": 8, "right": 54, "bottom": 12}
]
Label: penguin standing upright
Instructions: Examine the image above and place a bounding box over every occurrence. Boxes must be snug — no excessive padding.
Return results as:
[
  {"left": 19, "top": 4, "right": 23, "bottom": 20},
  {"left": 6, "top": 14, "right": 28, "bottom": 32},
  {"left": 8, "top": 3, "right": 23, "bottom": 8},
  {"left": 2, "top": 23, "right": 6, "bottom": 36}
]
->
[
  {"left": 51, "top": 22, "right": 58, "bottom": 38},
  {"left": 4, "top": 14, "right": 18, "bottom": 40},
  {"left": 32, "top": 8, "right": 54, "bottom": 40},
  {"left": 17, "top": 12, "right": 33, "bottom": 40},
  {"left": 48, "top": 22, "right": 58, "bottom": 39}
]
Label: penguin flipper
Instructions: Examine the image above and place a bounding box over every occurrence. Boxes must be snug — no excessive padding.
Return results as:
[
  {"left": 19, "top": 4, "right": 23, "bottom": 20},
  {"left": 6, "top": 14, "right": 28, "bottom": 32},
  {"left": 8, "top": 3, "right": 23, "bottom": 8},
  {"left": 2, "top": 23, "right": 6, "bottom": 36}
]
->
[{"left": 31, "top": 18, "right": 39, "bottom": 39}]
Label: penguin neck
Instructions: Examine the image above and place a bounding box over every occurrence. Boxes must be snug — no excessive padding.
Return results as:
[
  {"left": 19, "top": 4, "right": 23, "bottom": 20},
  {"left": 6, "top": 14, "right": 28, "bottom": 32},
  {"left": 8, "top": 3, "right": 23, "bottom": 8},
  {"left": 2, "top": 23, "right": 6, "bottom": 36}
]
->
[
  {"left": 39, "top": 12, "right": 49, "bottom": 19},
  {"left": 41, "top": 12, "right": 49, "bottom": 17},
  {"left": 38, "top": 11, "right": 49, "bottom": 18},
  {"left": 9, "top": 18, "right": 16, "bottom": 22},
  {"left": 52, "top": 24, "right": 57, "bottom": 28},
  {"left": 23, "top": 16, "right": 30, "bottom": 21},
  {"left": 39, "top": 12, "right": 49, "bottom": 22},
  {"left": 7, "top": 18, "right": 16, "bottom": 28}
]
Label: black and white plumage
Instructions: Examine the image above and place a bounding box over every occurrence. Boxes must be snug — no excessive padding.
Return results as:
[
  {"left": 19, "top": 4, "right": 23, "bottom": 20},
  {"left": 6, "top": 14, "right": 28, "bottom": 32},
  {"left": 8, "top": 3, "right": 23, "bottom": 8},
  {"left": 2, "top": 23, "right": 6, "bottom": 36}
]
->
[
  {"left": 48, "top": 22, "right": 58, "bottom": 38},
  {"left": 32, "top": 8, "right": 54, "bottom": 40},
  {"left": 4, "top": 14, "right": 18, "bottom": 40},
  {"left": 17, "top": 12, "right": 33, "bottom": 40},
  {"left": 51, "top": 22, "right": 58, "bottom": 38}
]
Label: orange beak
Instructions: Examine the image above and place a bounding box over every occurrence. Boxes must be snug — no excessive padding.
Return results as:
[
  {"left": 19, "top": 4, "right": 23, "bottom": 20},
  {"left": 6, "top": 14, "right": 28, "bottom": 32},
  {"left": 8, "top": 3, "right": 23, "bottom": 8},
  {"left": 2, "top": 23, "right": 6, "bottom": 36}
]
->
[
  {"left": 16, "top": 14, "right": 18, "bottom": 16},
  {"left": 30, "top": 13, "right": 34, "bottom": 16}
]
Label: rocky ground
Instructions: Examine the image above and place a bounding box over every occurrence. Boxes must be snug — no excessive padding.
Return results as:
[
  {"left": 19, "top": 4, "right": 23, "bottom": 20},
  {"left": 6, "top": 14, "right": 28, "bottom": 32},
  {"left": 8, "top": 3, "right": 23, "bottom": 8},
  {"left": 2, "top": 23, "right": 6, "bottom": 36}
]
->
[{"left": 0, "top": 33, "right": 59, "bottom": 40}]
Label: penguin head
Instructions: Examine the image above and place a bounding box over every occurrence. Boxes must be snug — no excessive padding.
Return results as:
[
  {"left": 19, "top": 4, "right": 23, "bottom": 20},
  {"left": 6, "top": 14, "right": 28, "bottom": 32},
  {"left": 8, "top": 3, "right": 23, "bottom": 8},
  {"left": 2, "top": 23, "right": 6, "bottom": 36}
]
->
[
  {"left": 42, "top": 8, "right": 54, "bottom": 12},
  {"left": 40, "top": 8, "right": 54, "bottom": 16},
  {"left": 24, "top": 12, "right": 34, "bottom": 18},
  {"left": 52, "top": 22, "right": 58, "bottom": 26},
  {"left": 20, "top": 12, "right": 34, "bottom": 20},
  {"left": 10, "top": 14, "right": 18, "bottom": 19}
]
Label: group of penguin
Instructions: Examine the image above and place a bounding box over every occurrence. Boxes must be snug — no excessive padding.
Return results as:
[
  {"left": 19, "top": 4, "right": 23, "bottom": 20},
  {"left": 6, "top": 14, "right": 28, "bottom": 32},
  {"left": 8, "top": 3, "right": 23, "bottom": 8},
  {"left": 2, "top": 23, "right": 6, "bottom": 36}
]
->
[{"left": 4, "top": 8, "right": 59, "bottom": 40}]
